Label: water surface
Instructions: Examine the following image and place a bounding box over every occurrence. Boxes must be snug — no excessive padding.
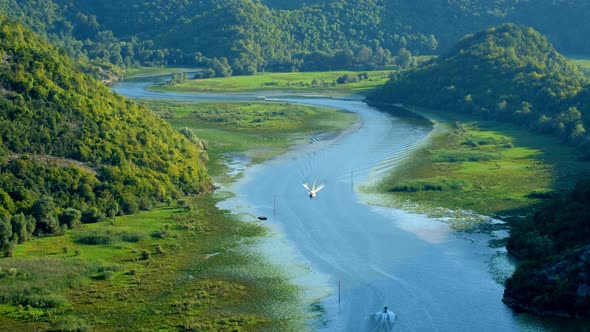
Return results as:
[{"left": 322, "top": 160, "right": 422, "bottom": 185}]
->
[{"left": 113, "top": 76, "right": 582, "bottom": 331}]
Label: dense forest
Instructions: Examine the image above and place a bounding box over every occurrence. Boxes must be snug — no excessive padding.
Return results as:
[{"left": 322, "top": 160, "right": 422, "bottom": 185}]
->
[
  {"left": 0, "top": 17, "right": 211, "bottom": 255},
  {"left": 1, "top": 0, "right": 590, "bottom": 77},
  {"left": 368, "top": 24, "right": 590, "bottom": 158},
  {"left": 503, "top": 179, "right": 590, "bottom": 319}
]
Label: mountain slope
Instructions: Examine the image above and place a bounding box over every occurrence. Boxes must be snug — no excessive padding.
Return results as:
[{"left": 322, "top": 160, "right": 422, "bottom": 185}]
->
[
  {"left": 2, "top": 0, "right": 590, "bottom": 74},
  {"left": 0, "top": 17, "right": 210, "bottom": 247},
  {"left": 368, "top": 23, "right": 590, "bottom": 156},
  {"left": 503, "top": 179, "right": 590, "bottom": 319}
]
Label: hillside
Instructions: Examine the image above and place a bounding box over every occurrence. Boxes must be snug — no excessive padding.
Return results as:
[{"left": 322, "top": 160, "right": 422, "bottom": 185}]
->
[
  {"left": 368, "top": 24, "right": 590, "bottom": 158},
  {"left": 2, "top": 0, "right": 590, "bottom": 75},
  {"left": 503, "top": 179, "right": 590, "bottom": 319},
  {"left": 0, "top": 17, "right": 210, "bottom": 253}
]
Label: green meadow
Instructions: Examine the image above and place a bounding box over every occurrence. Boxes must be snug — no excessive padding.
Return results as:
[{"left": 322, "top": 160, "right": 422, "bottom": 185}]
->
[
  {"left": 145, "top": 100, "right": 358, "bottom": 179},
  {"left": 364, "top": 110, "right": 590, "bottom": 230},
  {"left": 0, "top": 195, "right": 304, "bottom": 331},
  {"left": 149, "top": 70, "right": 393, "bottom": 95}
]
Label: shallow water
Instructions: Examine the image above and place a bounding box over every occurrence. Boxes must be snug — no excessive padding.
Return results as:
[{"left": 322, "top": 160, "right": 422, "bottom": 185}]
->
[{"left": 113, "top": 76, "right": 587, "bottom": 331}]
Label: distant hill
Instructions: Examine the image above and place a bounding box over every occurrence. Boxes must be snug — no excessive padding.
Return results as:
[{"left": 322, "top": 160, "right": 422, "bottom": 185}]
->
[
  {"left": 0, "top": 17, "right": 210, "bottom": 253},
  {"left": 368, "top": 23, "right": 590, "bottom": 157},
  {"left": 2, "top": 0, "right": 590, "bottom": 75}
]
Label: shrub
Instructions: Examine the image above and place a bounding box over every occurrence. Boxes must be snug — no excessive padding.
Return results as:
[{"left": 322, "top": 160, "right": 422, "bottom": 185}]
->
[
  {"left": 433, "top": 150, "right": 501, "bottom": 162},
  {"left": 120, "top": 194, "right": 139, "bottom": 214},
  {"left": 53, "top": 316, "right": 91, "bottom": 332},
  {"left": 17, "top": 293, "right": 67, "bottom": 308},
  {"left": 154, "top": 244, "right": 166, "bottom": 255},
  {"left": 81, "top": 207, "right": 105, "bottom": 224},
  {"left": 93, "top": 270, "right": 115, "bottom": 280},
  {"left": 60, "top": 208, "right": 82, "bottom": 229},
  {"left": 151, "top": 225, "right": 170, "bottom": 239},
  {"left": 75, "top": 231, "right": 112, "bottom": 245},
  {"left": 120, "top": 231, "right": 146, "bottom": 243},
  {"left": 391, "top": 178, "right": 468, "bottom": 192},
  {"left": 140, "top": 249, "right": 151, "bottom": 260}
]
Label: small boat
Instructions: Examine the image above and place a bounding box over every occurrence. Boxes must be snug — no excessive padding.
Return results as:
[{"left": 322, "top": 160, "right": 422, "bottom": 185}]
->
[
  {"left": 257, "top": 216, "right": 268, "bottom": 220},
  {"left": 303, "top": 180, "right": 325, "bottom": 199}
]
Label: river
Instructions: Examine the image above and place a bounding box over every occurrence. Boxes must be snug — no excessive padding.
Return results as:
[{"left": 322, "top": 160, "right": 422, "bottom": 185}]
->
[{"left": 112, "top": 76, "right": 579, "bottom": 331}]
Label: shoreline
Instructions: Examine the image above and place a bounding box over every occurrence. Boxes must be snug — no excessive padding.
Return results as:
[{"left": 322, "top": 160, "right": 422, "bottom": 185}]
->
[{"left": 359, "top": 101, "right": 589, "bottom": 227}]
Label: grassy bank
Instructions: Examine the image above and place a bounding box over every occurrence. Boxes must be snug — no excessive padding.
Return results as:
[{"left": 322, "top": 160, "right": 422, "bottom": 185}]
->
[
  {"left": 145, "top": 100, "right": 358, "bottom": 179},
  {"left": 0, "top": 92, "right": 357, "bottom": 330},
  {"left": 0, "top": 195, "right": 304, "bottom": 331},
  {"left": 149, "top": 70, "right": 392, "bottom": 95},
  {"left": 364, "top": 110, "right": 589, "bottom": 229}
]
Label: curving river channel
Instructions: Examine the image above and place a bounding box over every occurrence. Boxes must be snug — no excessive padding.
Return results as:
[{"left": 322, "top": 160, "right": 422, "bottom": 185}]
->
[{"left": 113, "top": 76, "right": 574, "bottom": 331}]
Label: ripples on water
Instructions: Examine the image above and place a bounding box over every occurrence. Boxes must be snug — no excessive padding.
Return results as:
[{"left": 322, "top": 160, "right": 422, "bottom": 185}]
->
[{"left": 110, "top": 81, "right": 590, "bottom": 331}]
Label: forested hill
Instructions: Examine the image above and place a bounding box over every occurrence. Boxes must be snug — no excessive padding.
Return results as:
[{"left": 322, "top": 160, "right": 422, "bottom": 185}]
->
[
  {"left": 2, "top": 0, "right": 590, "bottom": 75},
  {"left": 503, "top": 179, "right": 590, "bottom": 319},
  {"left": 0, "top": 17, "right": 210, "bottom": 253},
  {"left": 368, "top": 24, "right": 590, "bottom": 158}
]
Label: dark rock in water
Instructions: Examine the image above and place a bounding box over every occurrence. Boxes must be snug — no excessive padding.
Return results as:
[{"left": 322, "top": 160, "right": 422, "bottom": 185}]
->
[
  {"left": 503, "top": 245, "right": 590, "bottom": 320},
  {"left": 258, "top": 216, "right": 268, "bottom": 221}
]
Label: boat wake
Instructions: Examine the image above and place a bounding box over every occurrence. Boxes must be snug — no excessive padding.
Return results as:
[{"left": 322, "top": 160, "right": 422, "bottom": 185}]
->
[{"left": 367, "top": 306, "right": 396, "bottom": 331}]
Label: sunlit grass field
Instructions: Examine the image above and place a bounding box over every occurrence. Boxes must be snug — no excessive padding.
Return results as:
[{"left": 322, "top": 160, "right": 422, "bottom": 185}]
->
[
  {"left": 144, "top": 100, "right": 358, "bottom": 178},
  {"left": 0, "top": 196, "right": 304, "bottom": 331},
  {"left": 364, "top": 111, "right": 589, "bottom": 229},
  {"left": 149, "top": 70, "right": 393, "bottom": 94}
]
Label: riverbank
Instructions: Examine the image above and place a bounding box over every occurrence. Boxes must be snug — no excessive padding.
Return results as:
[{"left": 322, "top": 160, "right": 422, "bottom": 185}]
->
[
  {"left": 113, "top": 75, "right": 582, "bottom": 330},
  {"left": 362, "top": 105, "right": 590, "bottom": 230},
  {"left": 147, "top": 70, "right": 393, "bottom": 95},
  {"left": 0, "top": 80, "right": 359, "bottom": 330},
  {"left": 143, "top": 100, "right": 358, "bottom": 181}
]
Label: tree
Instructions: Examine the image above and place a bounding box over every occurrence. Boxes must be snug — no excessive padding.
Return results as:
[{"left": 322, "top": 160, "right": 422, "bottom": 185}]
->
[
  {"left": 31, "top": 196, "right": 60, "bottom": 235},
  {"left": 396, "top": 48, "right": 415, "bottom": 68},
  {"left": 0, "top": 216, "right": 12, "bottom": 255},
  {"left": 60, "top": 208, "right": 82, "bottom": 229},
  {"left": 210, "top": 57, "right": 232, "bottom": 77},
  {"left": 10, "top": 213, "right": 29, "bottom": 243}
]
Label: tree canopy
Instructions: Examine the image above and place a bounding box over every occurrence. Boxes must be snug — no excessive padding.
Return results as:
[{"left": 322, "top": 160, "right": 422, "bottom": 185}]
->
[
  {"left": 368, "top": 24, "right": 590, "bottom": 158},
  {"left": 2, "top": 0, "right": 590, "bottom": 76},
  {"left": 503, "top": 179, "right": 590, "bottom": 319},
  {"left": 0, "top": 17, "right": 210, "bottom": 254}
]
